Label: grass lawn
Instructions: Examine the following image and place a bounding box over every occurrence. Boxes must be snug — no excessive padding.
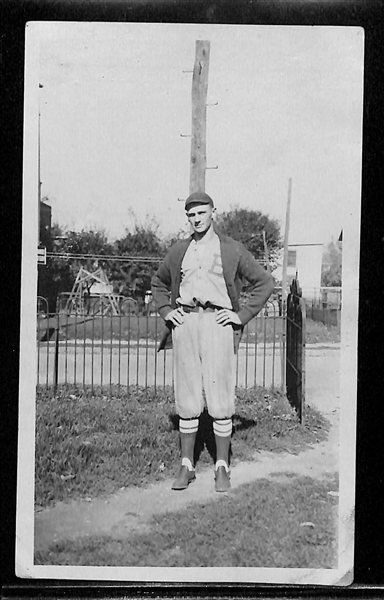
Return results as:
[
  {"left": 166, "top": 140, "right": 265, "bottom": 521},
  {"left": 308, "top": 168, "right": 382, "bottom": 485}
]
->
[
  {"left": 35, "top": 386, "right": 329, "bottom": 509},
  {"left": 305, "top": 320, "right": 340, "bottom": 344},
  {"left": 35, "top": 474, "right": 338, "bottom": 568}
]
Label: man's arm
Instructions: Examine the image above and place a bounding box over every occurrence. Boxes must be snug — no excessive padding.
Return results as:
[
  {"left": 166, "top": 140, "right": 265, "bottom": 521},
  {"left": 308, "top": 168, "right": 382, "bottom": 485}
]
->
[
  {"left": 236, "top": 244, "right": 275, "bottom": 325},
  {"left": 152, "top": 259, "right": 187, "bottom": 328},
  {"left": 151, "top": 261, "right": 173, "bottom": 321}
]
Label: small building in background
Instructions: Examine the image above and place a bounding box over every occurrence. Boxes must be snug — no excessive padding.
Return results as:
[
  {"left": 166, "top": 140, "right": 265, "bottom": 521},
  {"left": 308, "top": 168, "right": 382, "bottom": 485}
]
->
[
  {"left": 319, "top": 286, "right": 342, "bottom": 308},
  {"left": 39, "top": 197, "right": 52, "bottom": 244},
  {"left": 274, "top": 243, "right": 324, "bottom": 300}
]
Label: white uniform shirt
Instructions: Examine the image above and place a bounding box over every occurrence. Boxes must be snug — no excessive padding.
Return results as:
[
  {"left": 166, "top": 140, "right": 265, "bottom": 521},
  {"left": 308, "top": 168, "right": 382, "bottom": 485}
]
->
[{"left": 177, "top": 226, "right": 232, "bottom": 309}]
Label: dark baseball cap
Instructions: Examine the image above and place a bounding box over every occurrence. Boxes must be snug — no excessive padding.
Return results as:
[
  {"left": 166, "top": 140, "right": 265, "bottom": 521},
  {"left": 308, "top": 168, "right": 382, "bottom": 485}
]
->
[{"left": 185, "top": 191, "right": 214, "bottom": 211}]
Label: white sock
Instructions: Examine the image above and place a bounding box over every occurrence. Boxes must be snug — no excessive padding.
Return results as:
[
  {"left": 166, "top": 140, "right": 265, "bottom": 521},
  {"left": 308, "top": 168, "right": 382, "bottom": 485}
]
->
[
  {"left": 179, "top": 417, "right": 199, "bottom": 435},
  {"left": 213, "top": 418, "right": 232, "bottom": 437},
  {"left": 215, "top": 459, "right": 230, "bottom": 472},
  {"left": 181, "top": 457, "right": 195, "bottom": 471}
]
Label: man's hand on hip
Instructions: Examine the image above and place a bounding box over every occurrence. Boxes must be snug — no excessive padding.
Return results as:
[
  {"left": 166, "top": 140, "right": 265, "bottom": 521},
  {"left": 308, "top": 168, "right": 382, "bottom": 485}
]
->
[
  {"left": 216, "top": 309, "right": 242, "bottom": 326},
  {"left": 165, "top": 307, "right": 185, "bottom": 327}
]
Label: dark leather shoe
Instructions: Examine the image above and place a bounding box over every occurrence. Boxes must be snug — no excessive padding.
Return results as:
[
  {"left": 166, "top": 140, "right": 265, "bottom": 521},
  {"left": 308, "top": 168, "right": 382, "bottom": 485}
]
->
[
  {"left": 171, "top": 465, "right": 196, "bottom": 490},
  {"left": 215, "top": 466, "right": 231, "bottom": 492}
]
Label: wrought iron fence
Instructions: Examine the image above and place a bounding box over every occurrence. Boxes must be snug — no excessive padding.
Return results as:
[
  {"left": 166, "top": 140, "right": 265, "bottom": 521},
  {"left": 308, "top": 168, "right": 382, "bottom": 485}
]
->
[
  {"left": 305, "top": 300, "right": 340, "bottom": 328},
  {"left": 36, "top": 300, "right": 285, "bottom": 394},
  {"left": 286, "top": 280, "right": 306, "bottom": 423}
]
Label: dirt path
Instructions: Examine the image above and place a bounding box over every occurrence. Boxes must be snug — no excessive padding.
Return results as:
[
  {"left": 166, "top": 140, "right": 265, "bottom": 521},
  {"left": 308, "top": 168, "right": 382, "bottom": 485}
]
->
[{"left": 34, "top": 346, "right": 340, "bottom": 553}]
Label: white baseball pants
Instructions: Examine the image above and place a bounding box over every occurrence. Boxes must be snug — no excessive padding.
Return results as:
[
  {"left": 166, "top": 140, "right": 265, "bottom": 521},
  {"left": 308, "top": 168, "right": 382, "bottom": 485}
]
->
[{"left": 172, "top": 310, "right": 236, "bottom": 420}]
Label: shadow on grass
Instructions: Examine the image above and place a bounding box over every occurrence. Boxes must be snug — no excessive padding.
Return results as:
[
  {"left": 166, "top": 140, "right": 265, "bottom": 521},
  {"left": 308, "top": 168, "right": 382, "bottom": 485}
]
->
[
  {"left": 35, "top": 385, "right": 330, "bottom": 509},
  {"left": 168, "top": 409, "right": 257, "bottom": 467}
]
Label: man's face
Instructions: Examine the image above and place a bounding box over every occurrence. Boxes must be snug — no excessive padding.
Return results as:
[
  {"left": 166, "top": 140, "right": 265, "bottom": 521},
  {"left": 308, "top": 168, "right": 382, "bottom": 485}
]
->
[{"left": 186, "top": 203, "right": 214, "bottom": 237}]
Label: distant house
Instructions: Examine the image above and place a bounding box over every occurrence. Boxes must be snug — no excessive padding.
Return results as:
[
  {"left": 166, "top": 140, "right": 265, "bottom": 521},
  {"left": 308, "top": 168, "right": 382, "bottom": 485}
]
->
[
  {"left": 40, "top": 198, "right": 52, "bottom": 237},
  {"left": 39, "top": 198, "right": 52, "bottom": 245},
  {"left": 274, "top": 243, "right": 324, "bottom": 300}
]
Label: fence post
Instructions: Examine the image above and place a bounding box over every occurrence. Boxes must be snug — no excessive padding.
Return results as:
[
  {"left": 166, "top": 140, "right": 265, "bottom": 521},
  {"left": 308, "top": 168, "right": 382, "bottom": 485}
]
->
[
  {"left": 337, "top": 307, "right": 341, "bottom": 329},
  {"left": 53, "top": 315, "right": 59, "bottom": 392},
  {"left": 281, "top": 301, "right": 286, "bottom": 392},
  {"left": 300, "top": 297, "right": 306, "bottom": 425}
]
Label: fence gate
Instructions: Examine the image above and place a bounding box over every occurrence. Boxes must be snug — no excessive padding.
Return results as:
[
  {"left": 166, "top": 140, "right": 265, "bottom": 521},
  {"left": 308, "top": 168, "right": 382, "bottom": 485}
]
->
[{"left": 286, "top": 278, "right": 306, "bottom": 423}]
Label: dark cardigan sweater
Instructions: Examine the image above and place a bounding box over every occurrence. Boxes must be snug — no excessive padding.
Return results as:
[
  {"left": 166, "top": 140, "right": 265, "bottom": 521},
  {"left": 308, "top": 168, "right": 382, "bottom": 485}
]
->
[{"left": 151, "top": 228, "right": 274, "bottom": 351}]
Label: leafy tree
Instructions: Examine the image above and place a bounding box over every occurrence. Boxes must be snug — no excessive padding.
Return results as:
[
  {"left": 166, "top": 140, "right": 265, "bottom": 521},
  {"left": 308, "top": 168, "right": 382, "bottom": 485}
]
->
[
  {"left": 37, "top": 208, "right": 169, "bottom": 312},
  {"left": 321, "top": 240, "right": 342, "bottom": 287},
  {"left": 164, "top": 229, "right": 190, "bottom": 250},
  {"left": 38, "top": 226, "right": 116, "bottom": 312},
  {"left": 215, "top": 205, "right": 282, "bottom": 270},
  {"left": 37, "top": 223, "right": 71, "bottom": 312},
  {"left": 112, "top": 222, "right": 165, "bottom": 305},
  {"left": 61, "top": 228, "right": 115, "bottom": 276}
]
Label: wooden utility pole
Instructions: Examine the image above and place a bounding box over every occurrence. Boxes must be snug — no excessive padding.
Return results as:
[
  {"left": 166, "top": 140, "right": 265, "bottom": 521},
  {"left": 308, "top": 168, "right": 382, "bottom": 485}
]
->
[
  {"left": 189, "top": 40, "right": 210, "bottom": 195},
  {"left": 38, "top": 83, "right": 43, "bottom": 246},
  {"left": 281, "top": 177, "right": 292, "bottom": 307},
  {"left": 262, "top": 230, "right": 271, "bottom": 274},
  {"left": 281, "top": 177, "right": 292, "bottom": 390},
  {"left": 38, "top": 105, "right": 41, "bottom": 244}
]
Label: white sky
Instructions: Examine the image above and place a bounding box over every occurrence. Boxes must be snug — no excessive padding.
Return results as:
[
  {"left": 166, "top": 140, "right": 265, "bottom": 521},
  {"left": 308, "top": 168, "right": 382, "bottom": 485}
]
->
[{"left": 34, "top": 22, "right": 364, "bottom": 245}]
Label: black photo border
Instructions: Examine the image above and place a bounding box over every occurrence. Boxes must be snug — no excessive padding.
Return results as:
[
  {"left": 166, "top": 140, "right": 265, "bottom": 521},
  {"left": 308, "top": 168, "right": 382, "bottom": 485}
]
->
[{"left": 1, "top": 0, "right": 383, "bottom": 597}]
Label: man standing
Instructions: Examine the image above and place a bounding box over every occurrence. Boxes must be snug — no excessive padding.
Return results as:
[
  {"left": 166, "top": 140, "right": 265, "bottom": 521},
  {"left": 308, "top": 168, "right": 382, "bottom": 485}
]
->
[{"left": 151, "top": 192, "right": 274, "bottom": 492}]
